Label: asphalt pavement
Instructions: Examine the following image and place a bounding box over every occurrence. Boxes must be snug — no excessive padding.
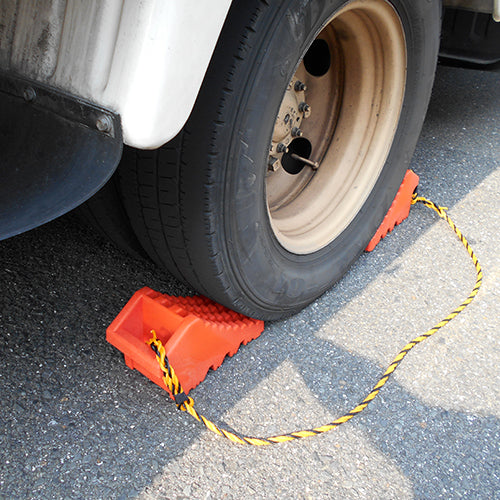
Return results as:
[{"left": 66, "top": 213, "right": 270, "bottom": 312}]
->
[{"left": 0, "top": 62, "right": 499, "bottom": 500}]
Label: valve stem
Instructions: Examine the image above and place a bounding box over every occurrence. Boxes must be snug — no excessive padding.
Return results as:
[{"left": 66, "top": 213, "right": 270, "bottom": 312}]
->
[{"left": 291, "top": 153, "right": 319, "bottom": 170}]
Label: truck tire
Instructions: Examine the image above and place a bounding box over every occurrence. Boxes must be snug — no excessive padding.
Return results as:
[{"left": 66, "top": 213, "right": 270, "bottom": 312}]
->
[
  {"left": 119, "top": 0, "right": 441, "bottom": 319},
  {"left": 77, "top": 175, "right": 147, "bottom": 261}
]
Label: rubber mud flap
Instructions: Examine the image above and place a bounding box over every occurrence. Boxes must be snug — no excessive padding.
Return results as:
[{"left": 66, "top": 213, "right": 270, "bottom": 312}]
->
[
  {"left": 0, "top": 72, "right": 122, "bottom": 240},
  {"left": 440, "top": 8, "right": 500, "bottom": 64}
]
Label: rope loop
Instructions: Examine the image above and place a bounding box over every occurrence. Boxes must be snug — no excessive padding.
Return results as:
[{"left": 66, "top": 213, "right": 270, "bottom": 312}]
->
[{"left": 148, "top": 193, "right": 483, "bottom": 445}]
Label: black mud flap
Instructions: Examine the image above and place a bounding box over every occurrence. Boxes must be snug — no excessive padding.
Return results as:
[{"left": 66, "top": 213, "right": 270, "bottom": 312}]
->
[
  {"left": 440, "top": 8, "right": 500, "bottom": 64},
  {"left": 0, "top": 71, "right": 123, "bottom": 240}
]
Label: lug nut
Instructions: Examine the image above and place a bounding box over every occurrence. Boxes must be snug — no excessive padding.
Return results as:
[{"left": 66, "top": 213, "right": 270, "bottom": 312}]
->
[
  {"left": 268, "top": 156, "right": 280, "bottom": 172},
  {"left": 291, "top": 127, "right": 303, "bottom": 137},
  {"left": 294, "top": 81, "right": 307, "bottom": 92},
  {"left": 299, "top": 102, "right": 310, "bottom": 113},
  {"left": 299, "top": 102, "right": 311, "bottom": 118},
  {"left": 277, "top": 143, "right": 289, "bottom": 153}
]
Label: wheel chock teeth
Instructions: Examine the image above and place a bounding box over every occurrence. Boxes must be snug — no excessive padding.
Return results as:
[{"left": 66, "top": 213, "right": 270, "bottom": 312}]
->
[
  {"left": 106, "top": 287, "right": 264, "bottom": 395},
  {"left": 365, "top": 170, "right": 420, "bottom": 252}
]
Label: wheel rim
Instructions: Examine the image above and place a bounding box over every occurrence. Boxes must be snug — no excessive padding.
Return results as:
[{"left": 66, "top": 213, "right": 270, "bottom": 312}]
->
[{"left": 266, "top": 0, "right": 407, "bottom": 254}]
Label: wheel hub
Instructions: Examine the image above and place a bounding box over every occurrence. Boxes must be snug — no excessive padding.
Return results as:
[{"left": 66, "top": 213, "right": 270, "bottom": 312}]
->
[{"left": 268, "top": 80, "right": 310, "bottom": 172}]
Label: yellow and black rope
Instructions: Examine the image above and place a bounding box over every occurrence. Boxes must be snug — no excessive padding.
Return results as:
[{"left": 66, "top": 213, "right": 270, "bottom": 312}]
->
[{"left": 147, "top": 193, "right": 483, "bottom": 446}]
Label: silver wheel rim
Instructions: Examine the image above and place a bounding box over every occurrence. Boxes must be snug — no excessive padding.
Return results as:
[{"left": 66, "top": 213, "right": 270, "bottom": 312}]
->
[{"left": 266, "top": 0, "right": 407, "bottom": 254}]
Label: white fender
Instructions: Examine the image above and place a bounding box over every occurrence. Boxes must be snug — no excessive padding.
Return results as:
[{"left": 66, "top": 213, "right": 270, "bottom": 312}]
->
[{"left": 1, "top": 0, "right": 233, "bottom": 148}]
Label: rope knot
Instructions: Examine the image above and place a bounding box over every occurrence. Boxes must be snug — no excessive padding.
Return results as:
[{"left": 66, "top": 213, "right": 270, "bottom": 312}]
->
[{"left": 173, "top": 391, "right": 192, "bottom": 410}]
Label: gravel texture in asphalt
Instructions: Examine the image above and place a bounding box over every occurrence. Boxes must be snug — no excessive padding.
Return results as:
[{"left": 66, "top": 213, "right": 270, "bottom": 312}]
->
[{"left": 0, "top": 63, "right": 499, "bottom": 499}]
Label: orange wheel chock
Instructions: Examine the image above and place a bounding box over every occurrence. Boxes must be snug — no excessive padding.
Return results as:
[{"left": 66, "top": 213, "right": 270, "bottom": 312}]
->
[
  {"left": 106, "top": 287, "right": 264, "bottom": 395},
  {"left": 365, "top": 169, "right": 420, "bottom": 252}
]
